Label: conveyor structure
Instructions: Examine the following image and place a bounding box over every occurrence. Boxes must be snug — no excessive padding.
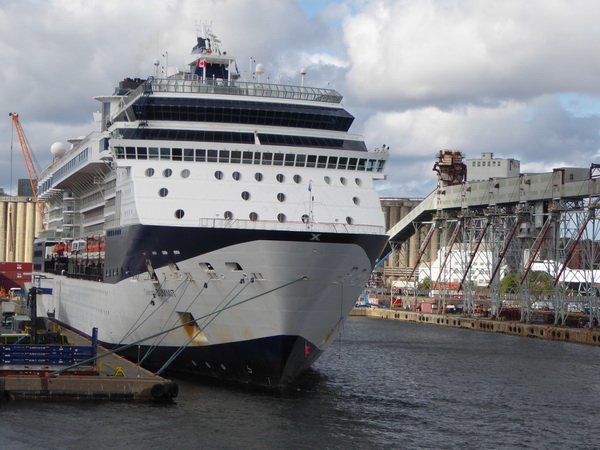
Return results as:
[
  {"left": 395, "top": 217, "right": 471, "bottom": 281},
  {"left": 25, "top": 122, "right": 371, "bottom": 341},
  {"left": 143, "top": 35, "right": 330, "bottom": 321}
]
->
[{"left": 386, "top": 162, "right": 600, "bottom": 326}]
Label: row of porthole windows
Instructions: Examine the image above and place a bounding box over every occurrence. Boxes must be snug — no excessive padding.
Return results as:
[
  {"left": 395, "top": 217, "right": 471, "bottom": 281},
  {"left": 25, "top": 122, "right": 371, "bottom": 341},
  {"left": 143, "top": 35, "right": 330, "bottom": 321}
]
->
[
  {"left": 172, "top": 208, "right": 354, "bottom": 224},
  {"left": 158, "top": 187, "right": 359, "bottom": 206},
  {"left": 145, "top": 167, "right": 363, "bottom": 187}
]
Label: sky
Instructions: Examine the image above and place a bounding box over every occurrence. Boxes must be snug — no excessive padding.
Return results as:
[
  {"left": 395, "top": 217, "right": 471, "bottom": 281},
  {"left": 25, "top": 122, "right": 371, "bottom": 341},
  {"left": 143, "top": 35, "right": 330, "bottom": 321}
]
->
[{"left": 1, "top": 0, "right": 600, "bottom": 198}]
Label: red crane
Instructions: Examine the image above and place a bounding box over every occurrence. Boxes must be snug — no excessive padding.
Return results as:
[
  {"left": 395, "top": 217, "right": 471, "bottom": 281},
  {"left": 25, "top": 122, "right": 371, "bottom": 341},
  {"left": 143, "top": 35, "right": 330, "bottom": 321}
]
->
[{"left": 9, "top": 112, "right": 45, "bottom": 226}]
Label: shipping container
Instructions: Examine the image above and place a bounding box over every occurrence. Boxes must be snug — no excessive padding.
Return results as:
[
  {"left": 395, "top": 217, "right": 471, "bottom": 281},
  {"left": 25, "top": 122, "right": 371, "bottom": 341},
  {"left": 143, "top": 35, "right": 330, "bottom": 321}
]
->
[{"left": 0, "top": 262, "right": 32, "bottom": 272}]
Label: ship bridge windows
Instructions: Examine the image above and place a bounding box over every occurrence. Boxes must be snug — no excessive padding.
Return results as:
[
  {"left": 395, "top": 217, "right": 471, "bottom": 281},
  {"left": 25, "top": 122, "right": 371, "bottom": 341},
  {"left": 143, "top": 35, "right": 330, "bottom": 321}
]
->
[{"left": 132, "top": 98, "right": 354, "bottom": 132}]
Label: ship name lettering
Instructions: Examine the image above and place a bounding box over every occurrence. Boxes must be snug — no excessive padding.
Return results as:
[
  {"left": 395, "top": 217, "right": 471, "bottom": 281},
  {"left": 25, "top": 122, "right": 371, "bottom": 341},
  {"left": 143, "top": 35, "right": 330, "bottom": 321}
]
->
[{"left": 144, "top": 288, "right": 175, "bottom": 298}]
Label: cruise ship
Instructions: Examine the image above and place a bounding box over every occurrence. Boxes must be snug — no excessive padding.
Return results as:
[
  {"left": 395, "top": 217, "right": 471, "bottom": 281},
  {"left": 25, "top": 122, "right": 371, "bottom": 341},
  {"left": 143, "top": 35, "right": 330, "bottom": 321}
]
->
[{"left": 32, "top": 26, "right": 390, "bottom": 387}]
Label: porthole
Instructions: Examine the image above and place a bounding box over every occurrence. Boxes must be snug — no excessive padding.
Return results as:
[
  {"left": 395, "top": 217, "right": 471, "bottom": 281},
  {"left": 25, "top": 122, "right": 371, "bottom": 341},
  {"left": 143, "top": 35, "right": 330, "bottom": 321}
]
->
[
  {"left": 340, "top": 177, "right": 347, "bottom": 185},
  {"left": 232, "top": 171, "right": 241, "bottom": 181},
  {"left": 353, "top": 197, "right": 360, "bottom": 206},
  {"left": 159, "top": 188, "right": 168, "bottom": 197},
  {"left": 215, "top": 170, "right": 224, "bottom": 180},
  {"left": 276, "top": 173, "right": 285, "bottom": 183},
  {"left": 277, "top": 213, "right": 286, "bottom": 223},
  {"left": 175, "top": 209, "right": 185, "bottom": 219},
  {"left": 346, "top": 216, "right": 354, "bottom": 225},
  {"left": 255, "top": 173, "right": 263, "bottom": 182},
  {"left": 355, "top": 178, "right": 362, "bottom": 186},
  {"left": 224, "top": 211, "right": 233, "bottom": 219},
  {"left": 145, "top": 168, "right": 155, "bottom": 177},
  {"left": 301, "top": 214, "right": 310, "bottom": 223},
  {"left": 293, "top": 174, "right": 302, "bottom": 184},
  {"left": 241, "top": 191, "right": 250, "bottom": 200},
  {"left": 324, "top": 176, "right": 331, "bottom": 184},
  {"left": 163, "top": 168, "right": 172, "bottom": 178},
  {"left": 181, "top": 169, "right": 190, "bottom": 178},
  {"left": 277, "top": 193, "right": 286, "bottom": 202},
  {"left": 249, "top": 212, "right": 258, "bottom": 221}
]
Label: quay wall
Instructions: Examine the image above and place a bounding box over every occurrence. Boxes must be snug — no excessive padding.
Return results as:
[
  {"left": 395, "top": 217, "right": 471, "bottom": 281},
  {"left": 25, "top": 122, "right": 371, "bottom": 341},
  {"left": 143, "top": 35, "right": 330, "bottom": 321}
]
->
[{"left": 350, "top": 308, "right": 600, "bottom": 346}]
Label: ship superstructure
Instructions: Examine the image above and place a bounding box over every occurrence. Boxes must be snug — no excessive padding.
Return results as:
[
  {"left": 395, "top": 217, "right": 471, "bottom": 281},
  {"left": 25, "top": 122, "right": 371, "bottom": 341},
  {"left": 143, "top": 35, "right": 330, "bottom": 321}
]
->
[{"left": 33, "top": 26, "right": 390, "bottom": 386}]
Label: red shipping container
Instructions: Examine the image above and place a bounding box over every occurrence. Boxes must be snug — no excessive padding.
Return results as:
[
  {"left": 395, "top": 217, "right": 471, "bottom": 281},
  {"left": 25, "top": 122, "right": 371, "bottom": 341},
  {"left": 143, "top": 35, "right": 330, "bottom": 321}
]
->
[
  {"left": 420, "top": 301, "right": 437, "bottom": 314},
  {"left": 0, "top": 271, "right": 32, "bottom": 283},
  {"left": 0, "top": 262, "right": 32, "bottom": 272},
  {"left": 0, "top": 276, "right": 22, "bottom": 290}
]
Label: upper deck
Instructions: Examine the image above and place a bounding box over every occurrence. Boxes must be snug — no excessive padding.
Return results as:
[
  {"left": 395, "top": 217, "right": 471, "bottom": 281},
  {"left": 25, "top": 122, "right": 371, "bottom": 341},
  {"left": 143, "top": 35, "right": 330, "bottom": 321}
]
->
[{"left": 115, "top": 76, "right": 343, "bottom": 119}]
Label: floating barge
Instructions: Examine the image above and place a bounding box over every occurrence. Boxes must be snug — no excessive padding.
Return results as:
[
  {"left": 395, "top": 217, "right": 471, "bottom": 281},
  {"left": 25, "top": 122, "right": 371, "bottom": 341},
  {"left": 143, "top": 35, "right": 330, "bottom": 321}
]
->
[{"left": 0, "top": 308, "right": 178, "bottom": 402}]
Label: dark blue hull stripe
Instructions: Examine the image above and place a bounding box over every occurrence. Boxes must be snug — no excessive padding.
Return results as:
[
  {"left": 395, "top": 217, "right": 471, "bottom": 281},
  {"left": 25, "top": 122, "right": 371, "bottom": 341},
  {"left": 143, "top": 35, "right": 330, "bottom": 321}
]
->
[
  {"left": 103, "top": 225, "right": 389, "bottom": 284},
  {"left": 105, "top": 335, "right": 322, "bottom": 388}
]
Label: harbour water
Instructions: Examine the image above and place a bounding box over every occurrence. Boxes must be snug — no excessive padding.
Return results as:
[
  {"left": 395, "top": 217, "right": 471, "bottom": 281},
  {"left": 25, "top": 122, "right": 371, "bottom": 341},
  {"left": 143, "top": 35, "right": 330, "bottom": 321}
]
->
[{"left": 1, "top": 316, "right": 599, "bottom": 449}]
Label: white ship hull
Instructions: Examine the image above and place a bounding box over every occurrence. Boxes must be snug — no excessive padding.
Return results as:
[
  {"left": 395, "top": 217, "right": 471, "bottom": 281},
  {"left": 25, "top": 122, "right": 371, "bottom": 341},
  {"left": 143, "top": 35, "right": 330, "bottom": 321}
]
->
[{"left": 38, "top": 227, "right": 387, "bottom": 386}]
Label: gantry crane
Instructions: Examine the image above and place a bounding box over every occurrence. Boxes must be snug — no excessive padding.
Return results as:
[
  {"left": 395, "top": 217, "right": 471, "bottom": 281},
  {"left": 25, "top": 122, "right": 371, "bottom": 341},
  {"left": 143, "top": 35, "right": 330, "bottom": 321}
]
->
[{"left": 9, "top": 112, "right": 45, "bottom": 226}]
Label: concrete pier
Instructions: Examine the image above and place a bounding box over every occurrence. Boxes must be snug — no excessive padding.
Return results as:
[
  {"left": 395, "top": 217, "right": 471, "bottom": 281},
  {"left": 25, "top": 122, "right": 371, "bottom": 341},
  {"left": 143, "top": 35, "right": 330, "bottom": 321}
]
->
[
  {"left": 0, "top": 375, "right": 176, "bottom": 401},
  {"left": 351, "top": 307, "right": 600, "bottom": 346}
]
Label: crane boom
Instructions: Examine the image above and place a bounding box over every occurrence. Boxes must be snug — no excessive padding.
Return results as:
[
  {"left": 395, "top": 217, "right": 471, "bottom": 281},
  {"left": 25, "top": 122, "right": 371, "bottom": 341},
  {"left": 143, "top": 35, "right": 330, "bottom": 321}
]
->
[{"left": 9, "top": 112, "right": 45, "bottom": 226}]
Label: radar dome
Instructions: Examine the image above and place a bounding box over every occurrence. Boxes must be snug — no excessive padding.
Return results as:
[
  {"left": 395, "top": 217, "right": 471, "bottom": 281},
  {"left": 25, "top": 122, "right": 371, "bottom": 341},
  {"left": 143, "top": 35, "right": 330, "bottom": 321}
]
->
[
  {"left": 255, "top": 64, "right": 265, "bottom": 75},
  {"left": 51, "top": 142, "right": 67, "bottom": 158}
]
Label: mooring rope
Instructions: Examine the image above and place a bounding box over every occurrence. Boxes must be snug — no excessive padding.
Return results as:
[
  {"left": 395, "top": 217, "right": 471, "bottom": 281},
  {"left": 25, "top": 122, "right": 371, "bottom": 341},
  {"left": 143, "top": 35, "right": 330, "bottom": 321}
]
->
[
  {"left": 154, "top": 277, "right": 255, "bottom": 375},
  {"left": 47, "top": 275, "right": 307, "bottom": 377}
]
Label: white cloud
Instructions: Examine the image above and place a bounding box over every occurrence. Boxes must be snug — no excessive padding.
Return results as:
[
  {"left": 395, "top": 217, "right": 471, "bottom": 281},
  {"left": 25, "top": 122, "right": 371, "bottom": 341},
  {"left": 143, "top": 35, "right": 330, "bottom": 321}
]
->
[
  {"left": 343, "top": 0, "right": 600, "bottom": 106},
  {"left": 367, "top": 96, "right": 600, "bottom": 197},
  {"left": 1, "top": 0, "right": 600, "bottom": 202}
]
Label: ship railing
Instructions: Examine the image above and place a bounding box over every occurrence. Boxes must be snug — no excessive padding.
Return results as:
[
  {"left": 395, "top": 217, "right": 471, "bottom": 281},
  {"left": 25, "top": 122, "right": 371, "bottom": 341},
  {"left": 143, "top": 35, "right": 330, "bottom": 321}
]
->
[
  {"left": 197, "top": 217, "right": 385, "bottom": 235},
  {"left": 114, "top": 77, "right": 343, "bottom": 117}
]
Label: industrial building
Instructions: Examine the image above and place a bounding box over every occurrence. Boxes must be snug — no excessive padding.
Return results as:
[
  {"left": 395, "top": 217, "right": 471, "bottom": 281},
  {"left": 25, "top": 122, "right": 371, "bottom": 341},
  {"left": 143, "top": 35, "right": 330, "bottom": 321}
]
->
[
  {"left": 383, "top": 150, "right": 600, "bottom": 326},
  {"left": 0, "top": 196, "right": 40, "bottom": 263}
]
